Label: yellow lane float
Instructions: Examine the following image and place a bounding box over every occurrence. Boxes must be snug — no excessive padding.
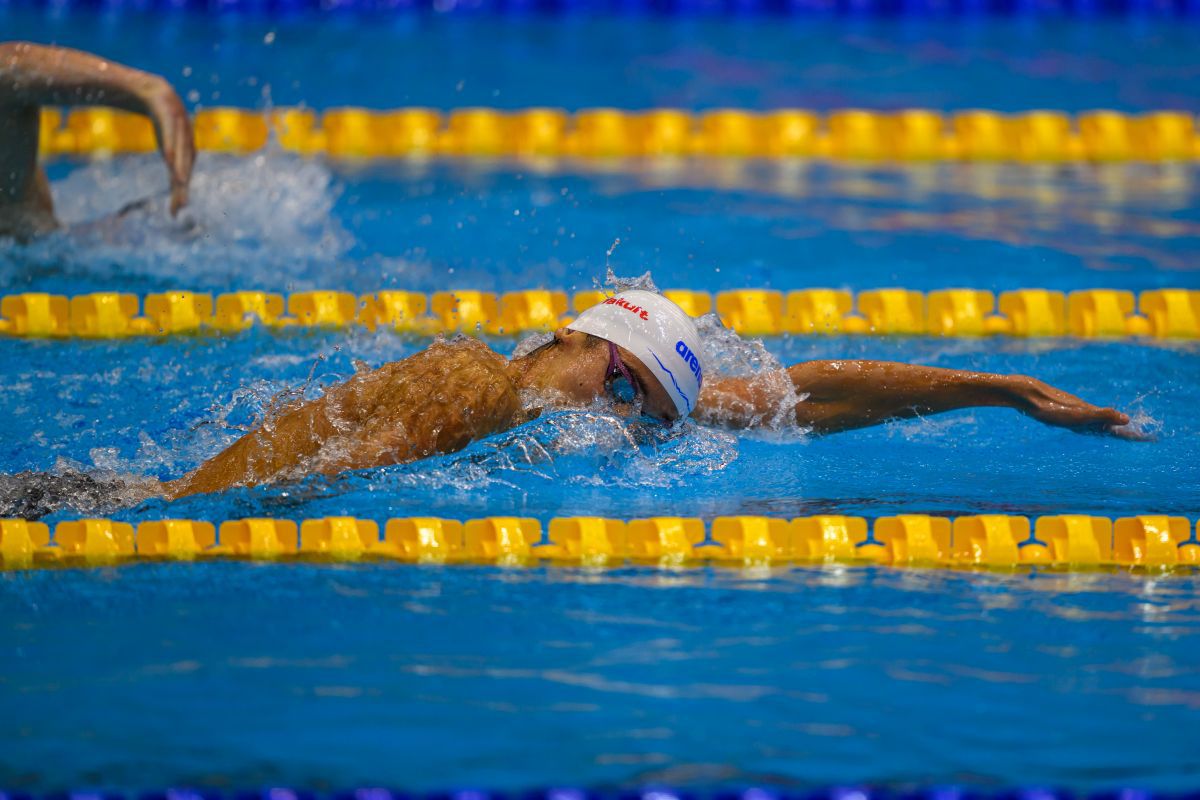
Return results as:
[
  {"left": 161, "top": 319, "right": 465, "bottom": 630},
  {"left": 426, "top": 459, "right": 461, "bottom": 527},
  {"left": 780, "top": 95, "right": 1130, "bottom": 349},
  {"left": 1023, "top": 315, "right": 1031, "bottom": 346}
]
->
[{"left": 5, "top": 513, "right": 1200, "bottom": 571}]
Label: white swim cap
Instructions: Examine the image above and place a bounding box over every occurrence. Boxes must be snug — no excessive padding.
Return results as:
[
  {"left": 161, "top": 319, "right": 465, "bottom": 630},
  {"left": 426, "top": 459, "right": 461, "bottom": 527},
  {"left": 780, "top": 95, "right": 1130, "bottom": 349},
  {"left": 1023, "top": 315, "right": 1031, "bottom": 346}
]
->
[{"left": 567, "top": 289, "right": 705, "bottom": 418}]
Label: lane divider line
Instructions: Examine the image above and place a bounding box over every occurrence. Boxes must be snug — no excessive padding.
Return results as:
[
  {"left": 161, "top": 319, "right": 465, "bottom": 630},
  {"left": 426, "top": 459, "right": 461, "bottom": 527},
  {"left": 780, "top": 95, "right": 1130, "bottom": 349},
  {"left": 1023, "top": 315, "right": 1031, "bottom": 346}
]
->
[
  {"left": 39, "top": 107, "right": 1200, "bottom": 162},
  {"left": 3, "top": 288, "right": 1198, "bottom": 339},
  {"left": 2, "top": 514, "right": 1197, "bottom": 570}
]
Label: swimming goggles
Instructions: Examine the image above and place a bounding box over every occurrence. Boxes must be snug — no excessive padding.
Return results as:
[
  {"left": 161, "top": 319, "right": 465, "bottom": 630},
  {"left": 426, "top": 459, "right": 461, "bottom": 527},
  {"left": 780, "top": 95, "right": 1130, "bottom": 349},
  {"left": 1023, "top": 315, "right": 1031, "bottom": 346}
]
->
[{"left": 606, "top": 341, "right": 642, "bottom": 405}]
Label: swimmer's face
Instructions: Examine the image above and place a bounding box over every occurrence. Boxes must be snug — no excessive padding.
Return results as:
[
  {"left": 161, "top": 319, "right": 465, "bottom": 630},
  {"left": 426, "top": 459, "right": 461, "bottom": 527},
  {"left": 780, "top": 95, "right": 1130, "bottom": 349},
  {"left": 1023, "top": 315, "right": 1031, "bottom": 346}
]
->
[{"left": 524, "top": 329, "right": 680, "bottom": 421}]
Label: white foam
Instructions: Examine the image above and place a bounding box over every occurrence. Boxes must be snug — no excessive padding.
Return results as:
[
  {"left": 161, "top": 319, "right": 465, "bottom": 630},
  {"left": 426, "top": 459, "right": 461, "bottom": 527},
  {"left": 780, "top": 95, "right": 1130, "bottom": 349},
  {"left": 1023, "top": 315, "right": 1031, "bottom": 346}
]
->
[
  {"left": 364, "top": 408, "right": 740, "bottom": 494},
  {"left": 1115, "top": 398, "right": 1164, "bottom": 441},
  {"left": 14, "top": 150, "right": 353, "bottom": 287}
]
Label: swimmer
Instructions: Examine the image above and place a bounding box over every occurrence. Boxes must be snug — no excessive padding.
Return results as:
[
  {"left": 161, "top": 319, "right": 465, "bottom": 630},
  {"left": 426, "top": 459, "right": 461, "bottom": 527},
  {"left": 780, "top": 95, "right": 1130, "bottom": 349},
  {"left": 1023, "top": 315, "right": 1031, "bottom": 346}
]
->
[
  {"left": 0, "top": 42, "right": 194, "bottom": 240},
  {"left": 163, "top": 290, "right": 1137, "bottom": 499}
]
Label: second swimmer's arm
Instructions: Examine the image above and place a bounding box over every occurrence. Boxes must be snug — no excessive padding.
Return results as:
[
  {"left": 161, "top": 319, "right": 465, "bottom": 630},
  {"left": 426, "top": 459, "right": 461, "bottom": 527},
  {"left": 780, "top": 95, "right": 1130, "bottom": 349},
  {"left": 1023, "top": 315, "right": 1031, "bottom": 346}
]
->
[
  {"left": 695, "top": 360, "right": 1135, "bottom": 437},
  {"left": 0, "top": 42, "right": 194, "bottom": 223}
]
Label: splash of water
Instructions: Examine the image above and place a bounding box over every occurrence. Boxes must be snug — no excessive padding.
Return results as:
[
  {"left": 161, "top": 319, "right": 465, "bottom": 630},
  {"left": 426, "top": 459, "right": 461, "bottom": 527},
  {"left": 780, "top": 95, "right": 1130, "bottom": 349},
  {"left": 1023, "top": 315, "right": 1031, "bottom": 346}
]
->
[
  {"left": 512, "top": 330, "right": 554, "bottom": 358},
  {"left": 0, "top": 466, "right": 160, "bottom": 520},
  {"left": 4, "top": 150, "right": 353, "bottom": 289},
  {"left": 694, "top": 312, "right": 785, "bottom": 377},
  {"left": 1115, "top": 394, "right": 1164, "bottom": 441},
  {"left": 596, "top": 266, "right": 659, "bottom": 295},
  {"left": 693, "top": 308, "right": 807, "bottom": 435},
  {"left": 327, "top": 408, "right": 738, "bottom": 496},
  {"left": 885, "top": 412, "right": 981, "bottom": 441}
]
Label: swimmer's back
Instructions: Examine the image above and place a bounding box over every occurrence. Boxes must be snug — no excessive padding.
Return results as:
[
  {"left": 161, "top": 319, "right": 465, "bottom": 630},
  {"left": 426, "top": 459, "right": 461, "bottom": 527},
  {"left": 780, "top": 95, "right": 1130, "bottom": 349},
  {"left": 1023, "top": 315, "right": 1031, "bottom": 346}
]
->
[{"left": 167, "top": 337, "right": 524, "bottom": 498}]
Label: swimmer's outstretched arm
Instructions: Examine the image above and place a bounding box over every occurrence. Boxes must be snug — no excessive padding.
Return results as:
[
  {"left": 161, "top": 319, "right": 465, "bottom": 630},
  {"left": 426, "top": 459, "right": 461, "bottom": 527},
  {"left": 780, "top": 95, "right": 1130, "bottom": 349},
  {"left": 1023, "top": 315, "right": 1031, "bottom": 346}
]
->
[
  {"left": 0, "top": 42, "right": 194, "bottom": 238},
  {"left": 695, "top": 360, "right": 1139, "bottom": 438}
]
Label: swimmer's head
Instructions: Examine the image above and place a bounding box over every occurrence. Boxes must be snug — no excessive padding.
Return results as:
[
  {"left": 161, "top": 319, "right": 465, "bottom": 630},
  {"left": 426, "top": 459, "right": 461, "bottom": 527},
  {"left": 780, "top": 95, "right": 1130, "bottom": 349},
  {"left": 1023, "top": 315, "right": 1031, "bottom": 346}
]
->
[
  {"left": 566, "top": 290, "right": 704, "bottom": 419},
  {"left": 513, "top": 291, "right": 705, "bottom": 421}
]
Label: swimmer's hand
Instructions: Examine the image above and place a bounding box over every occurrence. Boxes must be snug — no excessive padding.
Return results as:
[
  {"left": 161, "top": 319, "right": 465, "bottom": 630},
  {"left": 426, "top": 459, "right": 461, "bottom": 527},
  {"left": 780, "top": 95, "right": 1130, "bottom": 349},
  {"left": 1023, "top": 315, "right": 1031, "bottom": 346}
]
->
[
  {"left": 143, "top": 76, "right": 194, "bottom": 216},
  {"left": 0, "top": 42, "right": 195, "bottom": 217},
  {"left": 1009, "top": 376, "right": 1148, "bottom": 440}
]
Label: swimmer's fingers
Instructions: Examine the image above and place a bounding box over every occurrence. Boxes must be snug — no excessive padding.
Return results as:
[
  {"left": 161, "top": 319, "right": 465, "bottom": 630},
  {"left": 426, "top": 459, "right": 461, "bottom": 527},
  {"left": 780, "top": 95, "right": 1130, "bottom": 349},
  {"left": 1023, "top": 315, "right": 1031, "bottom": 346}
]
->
[
  {"left": 1013, "top": 377, "right": 1147, "bottom": 440},
  {"left": 144, "top": 78, "right": 195, "bottom": 216},
  {"left": 1069, "top": 411, "right": 1153, "bottom": 441},
  {"left": 1040, "top": 404, "right": 1124, "bottom": 432},
  {"left": 1090, "top": 406, "right": 1131, "bottom": 430},
  {"left": 1029, "top": 400, "right": 1150, "bottom": 441},
  {"left": 1105, "top": 421, "right": 1156, "bottom": 442}
]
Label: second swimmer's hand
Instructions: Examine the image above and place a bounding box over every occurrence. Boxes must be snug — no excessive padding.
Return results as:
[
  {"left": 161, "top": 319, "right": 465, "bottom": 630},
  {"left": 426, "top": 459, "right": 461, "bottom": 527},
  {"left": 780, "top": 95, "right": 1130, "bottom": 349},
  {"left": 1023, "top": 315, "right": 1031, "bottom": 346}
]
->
[
  {"left": 143, "top": 77, "right": 194, "bottom": 216},
  {"left": 1009, "top": 376, "right": 1147, "bottom": 440}
]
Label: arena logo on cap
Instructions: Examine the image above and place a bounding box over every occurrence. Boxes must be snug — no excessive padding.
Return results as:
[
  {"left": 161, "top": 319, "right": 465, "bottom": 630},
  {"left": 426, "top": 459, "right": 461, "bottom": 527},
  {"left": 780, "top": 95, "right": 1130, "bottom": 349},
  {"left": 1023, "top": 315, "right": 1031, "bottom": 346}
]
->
[
  {"left": 602, "top": 296, "right": 650, "bottom": 321},
  {"left": 675, "top": 340, "right": 703, "bottom": 386}
]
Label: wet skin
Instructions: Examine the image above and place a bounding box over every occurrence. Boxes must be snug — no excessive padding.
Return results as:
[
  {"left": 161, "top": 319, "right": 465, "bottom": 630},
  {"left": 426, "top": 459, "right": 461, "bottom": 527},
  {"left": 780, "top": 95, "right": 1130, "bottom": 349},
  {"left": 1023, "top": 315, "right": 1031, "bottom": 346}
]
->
[
  {"left": 165, "top": 328, "right": 1136, "bottom": 499},
  {"left": 0, "top": 42, "right": 193, "bottom": 239}
]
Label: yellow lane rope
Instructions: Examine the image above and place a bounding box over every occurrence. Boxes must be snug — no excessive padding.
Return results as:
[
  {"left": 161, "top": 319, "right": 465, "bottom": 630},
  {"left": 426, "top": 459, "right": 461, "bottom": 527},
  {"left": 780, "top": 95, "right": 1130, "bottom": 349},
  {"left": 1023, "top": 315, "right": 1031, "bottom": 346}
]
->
[
  {"left": 39, "top": 107, "right": 1200, "bottom": 162},
  {"left": 1, "top": 514, "right": 1197, "bottom": 570},
  {"left": 3, "top": 288, "right": 1198, "bottom": 339}
]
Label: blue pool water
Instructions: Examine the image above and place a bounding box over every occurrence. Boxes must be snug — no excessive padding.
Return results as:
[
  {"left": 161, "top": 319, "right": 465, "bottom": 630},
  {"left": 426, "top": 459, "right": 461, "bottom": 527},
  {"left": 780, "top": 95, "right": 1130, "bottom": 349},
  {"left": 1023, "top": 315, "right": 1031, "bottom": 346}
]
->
[
  {"left": 3, "top": 564, "right": 1200, "bottom": 791},
  {"left": 3, "top": 10, "right": 1199, "bottom": 112},
  {"left": 2, "top": 9, "right": 1199, "bottom": 796}
]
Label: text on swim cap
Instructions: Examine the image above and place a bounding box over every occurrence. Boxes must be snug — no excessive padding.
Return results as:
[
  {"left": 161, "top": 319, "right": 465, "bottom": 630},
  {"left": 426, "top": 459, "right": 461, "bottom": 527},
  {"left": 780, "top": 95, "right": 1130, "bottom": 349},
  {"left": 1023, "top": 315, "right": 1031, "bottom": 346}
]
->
[
  {"left": 603, "top": 296, "right": 650, "bottom": 320},
  {"left": 675, "top": 340, "right": 703, "bottom": 387}
]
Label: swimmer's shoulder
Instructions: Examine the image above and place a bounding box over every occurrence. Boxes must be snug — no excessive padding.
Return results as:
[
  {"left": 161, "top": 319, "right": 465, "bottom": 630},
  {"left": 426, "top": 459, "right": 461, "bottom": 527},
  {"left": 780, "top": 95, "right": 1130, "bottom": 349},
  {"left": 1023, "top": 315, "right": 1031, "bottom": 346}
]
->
[
  {"left": 359, "top": 335, "right": 521, "bottom": 423},
  {"left": 408, "top": 335, "right": 512, "bottom": 383},
  {"left": 431, "top": 333, "right": 508, "bottom": 363}
]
